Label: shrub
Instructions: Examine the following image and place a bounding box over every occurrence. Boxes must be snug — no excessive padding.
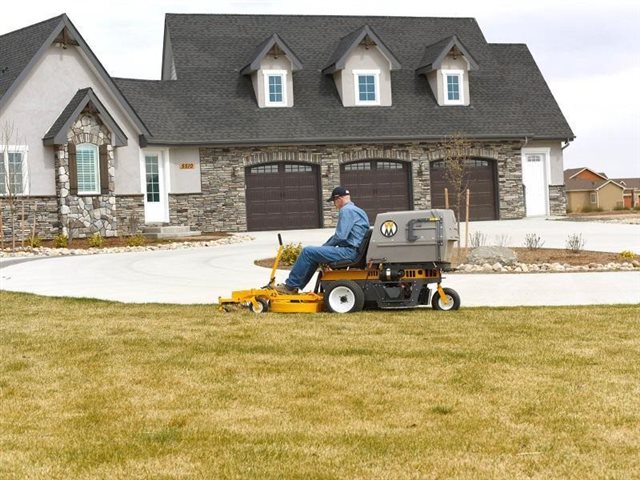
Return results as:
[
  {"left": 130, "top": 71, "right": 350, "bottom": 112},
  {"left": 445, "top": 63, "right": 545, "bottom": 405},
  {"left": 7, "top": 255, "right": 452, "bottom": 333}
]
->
[
  {"left": 524, "top": 233, "right": 545, "bottom": 250},
  {"left": 126, "top": 234, "right": 146, "bottom": 247},
  {"left": 618, "top": 250, "right": 637, "bottom": 260},
  {"left": 470, "top": 231, "right": 487, "bottom": 248},
  {"left": 53, "top": 234, "right": 68, "bottom": 248},
  {"left": 279, "top": 242, "right": 302, "bottom": 266},
  {"left": 88, "top": 233, "right": 104, "bottom": 248},
  {"left": 566, "top": 233, "right": 585, "bottom": 253},
  {"left": 28, "top": 235, "right": 42, "bottom": 248},
  {"left": 493, "top": 234, "right": 511, "bottom": 247}
]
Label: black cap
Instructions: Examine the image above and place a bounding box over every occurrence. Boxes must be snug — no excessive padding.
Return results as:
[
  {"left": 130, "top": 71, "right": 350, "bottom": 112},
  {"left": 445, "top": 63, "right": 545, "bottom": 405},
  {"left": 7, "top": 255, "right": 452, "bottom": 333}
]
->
[{"left": 326, "top": 186, "right": 350, "bottom": 202}]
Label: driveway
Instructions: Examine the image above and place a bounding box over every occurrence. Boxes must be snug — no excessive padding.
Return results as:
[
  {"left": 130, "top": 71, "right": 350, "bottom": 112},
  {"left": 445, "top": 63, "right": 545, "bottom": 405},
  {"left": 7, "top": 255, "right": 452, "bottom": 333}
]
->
[{"left": 1, "top": 218, "right": 639, "bottom": 306}]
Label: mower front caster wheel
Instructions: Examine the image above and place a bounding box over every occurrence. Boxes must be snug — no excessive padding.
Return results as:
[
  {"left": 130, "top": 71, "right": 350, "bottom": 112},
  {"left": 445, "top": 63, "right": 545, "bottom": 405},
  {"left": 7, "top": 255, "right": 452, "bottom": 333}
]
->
[
  {"left": 324, "top": 280, "right": 365, "bottom": 314},
  {"left": 249, "top": 297, "right": 269, "bottom": 314},
  {"left": 432, "top": 287, "right": 461, "bottom": 311}
]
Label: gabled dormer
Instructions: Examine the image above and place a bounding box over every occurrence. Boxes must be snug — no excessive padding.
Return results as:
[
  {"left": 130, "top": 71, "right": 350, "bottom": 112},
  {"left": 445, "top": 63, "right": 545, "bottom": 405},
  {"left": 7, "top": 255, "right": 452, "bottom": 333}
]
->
[
  {"left": 323, "top": 25, "right": 401, "bottom": 107},
  {"left": 416, "top": 35, "right": 478, "bottom": 106},
  {"left": 241, "top": 34, "right": 303, "bottom": 108}
]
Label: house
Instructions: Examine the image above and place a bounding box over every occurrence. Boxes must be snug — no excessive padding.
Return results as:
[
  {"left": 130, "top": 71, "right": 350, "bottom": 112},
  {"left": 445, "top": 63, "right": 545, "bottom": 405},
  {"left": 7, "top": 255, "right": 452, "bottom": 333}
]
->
[
  {"left": 564, "top": 168, "right": 625, "bottom": 211},
  {"left": 0, "top": 13, "right": 574, "bottom": 238},
  {"left": 611, "top": 178, "right": 640, "bottom": 209}
]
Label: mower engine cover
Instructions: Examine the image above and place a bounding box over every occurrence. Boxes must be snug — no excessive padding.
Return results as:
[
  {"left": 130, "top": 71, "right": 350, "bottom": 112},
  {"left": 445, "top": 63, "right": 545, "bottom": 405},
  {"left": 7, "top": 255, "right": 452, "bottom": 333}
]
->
[{"left": 367, "top": 209, "right": 459, "bottom": 266}]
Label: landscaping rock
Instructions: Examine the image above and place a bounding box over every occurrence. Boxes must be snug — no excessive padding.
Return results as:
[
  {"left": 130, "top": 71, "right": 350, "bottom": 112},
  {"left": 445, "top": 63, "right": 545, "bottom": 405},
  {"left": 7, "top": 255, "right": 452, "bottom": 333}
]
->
[{"left": 468, "top": 246, "right": 518, "bottom": 266}]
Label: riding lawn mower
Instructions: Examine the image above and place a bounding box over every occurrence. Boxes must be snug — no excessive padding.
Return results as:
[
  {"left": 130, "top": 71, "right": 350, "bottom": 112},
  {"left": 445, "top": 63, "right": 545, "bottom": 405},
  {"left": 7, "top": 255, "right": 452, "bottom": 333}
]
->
[{"left": 219, "top": 209, "right": 461, "bottom": 314}]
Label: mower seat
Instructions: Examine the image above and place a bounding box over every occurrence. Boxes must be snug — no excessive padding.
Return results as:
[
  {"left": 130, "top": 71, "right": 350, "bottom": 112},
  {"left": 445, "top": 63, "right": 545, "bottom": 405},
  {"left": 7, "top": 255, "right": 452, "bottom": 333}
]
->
[{"left": 328, "top": 228, "right": 373, "bottom": 270}]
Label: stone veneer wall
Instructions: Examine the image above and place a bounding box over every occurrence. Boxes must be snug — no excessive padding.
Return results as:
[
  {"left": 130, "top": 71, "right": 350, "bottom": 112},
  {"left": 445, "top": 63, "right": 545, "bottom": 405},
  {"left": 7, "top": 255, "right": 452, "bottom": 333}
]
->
[
  {"left": 549, "top": 185, "right": 567, "bottom": 216},
  {"left": 55, "top": 112, "right": 117, "bottom": 238},
  {"left": 116, "top": 195, "right": 145, "bottom": 235},
  {"left": 184, "top": 141, "right": 526, "bottom": 232},
  {"left": 0, "top": 197, "right": 59, "bottom": 241}
]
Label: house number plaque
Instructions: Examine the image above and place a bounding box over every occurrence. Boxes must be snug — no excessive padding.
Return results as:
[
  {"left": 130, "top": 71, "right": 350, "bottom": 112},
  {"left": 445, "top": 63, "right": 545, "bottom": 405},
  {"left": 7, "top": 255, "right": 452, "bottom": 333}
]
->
[{"left": 179, "top": 163, "right": 194, "bottom": 169}]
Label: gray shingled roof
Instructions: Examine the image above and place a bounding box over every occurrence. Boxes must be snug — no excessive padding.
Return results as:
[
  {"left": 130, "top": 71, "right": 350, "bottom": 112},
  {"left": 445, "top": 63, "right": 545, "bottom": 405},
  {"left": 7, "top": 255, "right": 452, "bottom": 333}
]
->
[
  {"left": 240, "top": 33, "right": 303, "bottom": 75},
  {"left": 110, "top": 14, "right": 574, "bottom": 146},
  {"left": 0, "top": 15, "right": 64, "bottom": 101},
  {"left": 43, "top": 87, "right": 128, "bottom": 146}
]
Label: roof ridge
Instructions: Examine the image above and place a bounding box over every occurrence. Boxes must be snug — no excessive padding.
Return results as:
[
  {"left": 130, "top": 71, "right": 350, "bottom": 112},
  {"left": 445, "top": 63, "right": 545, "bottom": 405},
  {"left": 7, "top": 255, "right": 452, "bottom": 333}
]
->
[{"left": 164, "top": 12, "right": 477, "bottom": 21}]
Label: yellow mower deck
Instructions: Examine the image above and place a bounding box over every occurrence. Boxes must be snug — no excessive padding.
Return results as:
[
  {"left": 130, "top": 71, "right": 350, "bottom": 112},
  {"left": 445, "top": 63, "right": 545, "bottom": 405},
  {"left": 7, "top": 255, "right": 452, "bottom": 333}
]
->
[{"left": 219, "top": 288, "right": 323, "bottom": 313}]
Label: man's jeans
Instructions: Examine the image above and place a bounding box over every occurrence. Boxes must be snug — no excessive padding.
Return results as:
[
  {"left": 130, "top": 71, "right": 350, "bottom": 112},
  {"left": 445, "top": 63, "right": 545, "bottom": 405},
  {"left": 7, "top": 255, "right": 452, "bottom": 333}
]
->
[{"left": 286, "top": 245, "right": 358, "bottom": 289}]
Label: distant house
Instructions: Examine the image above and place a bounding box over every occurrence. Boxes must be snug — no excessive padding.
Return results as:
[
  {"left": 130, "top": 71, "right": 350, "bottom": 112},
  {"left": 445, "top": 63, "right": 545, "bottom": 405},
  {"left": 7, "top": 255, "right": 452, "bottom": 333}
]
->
[
  {"left": 564, "top": 168, "right": 625, "bottom": 212},
  {"left": 611, "top": 178, "right": 640, "bottom": 209},
  {"left": 0, "top": 13, "right": 574, "bottom": 239}
]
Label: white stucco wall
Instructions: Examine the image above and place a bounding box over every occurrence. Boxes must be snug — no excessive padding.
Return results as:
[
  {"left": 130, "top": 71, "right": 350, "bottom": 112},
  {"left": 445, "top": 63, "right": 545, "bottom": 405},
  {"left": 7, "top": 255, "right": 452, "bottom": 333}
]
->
[
  {"left": 0, "top": 45, "right": 144, "bottom": 195},
  {"left": 526, "top": 140, "right": 565, "bottom": 185},
  {"left": 336, "top": 45, "right": 393, "bottom": 107},
  {"left": 169, "top": 147, "right": 201, "bottom": 193}
]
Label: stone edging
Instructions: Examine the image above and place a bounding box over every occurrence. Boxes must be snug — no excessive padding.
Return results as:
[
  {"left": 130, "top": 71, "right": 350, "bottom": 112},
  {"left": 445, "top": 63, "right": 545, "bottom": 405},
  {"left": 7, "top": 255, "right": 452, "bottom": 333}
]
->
[
  {"left": 454, "top": 261, "right": 640, "bottom": 273},
  {"left": 0, "top": 234, "right": 254, "bottom": 258}
]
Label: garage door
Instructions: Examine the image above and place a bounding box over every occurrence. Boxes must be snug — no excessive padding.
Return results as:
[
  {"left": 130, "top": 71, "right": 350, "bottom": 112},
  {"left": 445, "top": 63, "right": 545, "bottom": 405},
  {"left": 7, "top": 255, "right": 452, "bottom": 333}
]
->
[
  {"left": 430, "top": 159, "right": 497, "bottom": 220},
  {"left": 245, "top": 163, "right": 321, "bottom": 231},
  {"left": 340, "top": 160, "right": 411, "bottom": 223}
]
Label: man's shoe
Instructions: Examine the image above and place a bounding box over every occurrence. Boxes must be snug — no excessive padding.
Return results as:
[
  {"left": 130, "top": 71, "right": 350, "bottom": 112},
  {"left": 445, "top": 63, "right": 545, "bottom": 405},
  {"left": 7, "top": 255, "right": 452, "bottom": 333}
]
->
[{"left": 274, "top": 283, "right": 298, "bottom": 295}]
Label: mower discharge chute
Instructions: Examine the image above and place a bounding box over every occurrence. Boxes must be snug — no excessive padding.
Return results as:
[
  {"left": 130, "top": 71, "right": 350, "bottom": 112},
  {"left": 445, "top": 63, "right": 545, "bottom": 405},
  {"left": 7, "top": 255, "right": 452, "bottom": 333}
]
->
[{"left": 219, "top": 209, "right": 461, "bottom": 314}]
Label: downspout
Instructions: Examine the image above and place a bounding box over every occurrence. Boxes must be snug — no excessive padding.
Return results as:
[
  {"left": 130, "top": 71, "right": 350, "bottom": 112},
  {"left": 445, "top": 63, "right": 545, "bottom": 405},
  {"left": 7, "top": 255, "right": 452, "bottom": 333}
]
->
[{"left": 561, "top": 138, "right": 571, "bottom": 150}]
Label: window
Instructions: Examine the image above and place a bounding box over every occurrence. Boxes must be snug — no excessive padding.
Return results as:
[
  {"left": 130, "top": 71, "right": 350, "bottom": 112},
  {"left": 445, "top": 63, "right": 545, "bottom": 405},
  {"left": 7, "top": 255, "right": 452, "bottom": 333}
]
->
[
  {"left": 263, "top": 70, "right": 287, "bottom": 107},
  {"left": 250, "top": 164, "right": 279, "bottom": 174},
  {"left": 353, "top": 70, "right": 380, "bottom": 105},
  {"left": 76, "top": 143, "right": 100, "bottom": 194},
  {"left": 442, "top": 70, "right": 464, "bottom": 105},
  {"left": 590, "top": 193, "right": 597, "bottom": 204},
  {"left": 0, "top": 147, "right": 28, "bottom": 195},
  {"left": 344, "top": 162, "right": 371, "bottom": 171},
  {"left": 284, "top": 164, "right": 312, "bottom": 173}
]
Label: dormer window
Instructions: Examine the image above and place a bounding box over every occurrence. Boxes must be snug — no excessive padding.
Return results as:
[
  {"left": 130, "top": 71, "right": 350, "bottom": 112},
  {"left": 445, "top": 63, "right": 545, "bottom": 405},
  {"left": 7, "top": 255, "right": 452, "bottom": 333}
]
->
[
  {"left": 443, "top": 70, "right": 464, "bottom": 105},
  {"left": 323, "top": 25, "right": 401, "bottom": 107},
  {"left": 241, "top": 34, "right": 303, "bottom": 109},
  {"left": 354, "top": 70, "right": 380, "bottom": 105},
  {"left": 416, "top": 36, "right": 478, "bottom": 107},
  {"left": 264, "top": 70, "right": 287, "bottom": 107}
]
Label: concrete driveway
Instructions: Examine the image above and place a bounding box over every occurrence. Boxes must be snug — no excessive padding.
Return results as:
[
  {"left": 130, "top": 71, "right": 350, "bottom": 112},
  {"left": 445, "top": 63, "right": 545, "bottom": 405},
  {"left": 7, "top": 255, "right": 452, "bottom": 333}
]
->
[{"left": 1, "top": 218, "right": 639, "bottom": 306}]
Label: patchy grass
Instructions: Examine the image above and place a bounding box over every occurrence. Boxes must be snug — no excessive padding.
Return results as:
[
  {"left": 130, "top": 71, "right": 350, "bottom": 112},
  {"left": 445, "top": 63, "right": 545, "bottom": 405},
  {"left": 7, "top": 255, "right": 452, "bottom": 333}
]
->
[{"left": 1, "top": 291, "right": 639, "bottom": 479}]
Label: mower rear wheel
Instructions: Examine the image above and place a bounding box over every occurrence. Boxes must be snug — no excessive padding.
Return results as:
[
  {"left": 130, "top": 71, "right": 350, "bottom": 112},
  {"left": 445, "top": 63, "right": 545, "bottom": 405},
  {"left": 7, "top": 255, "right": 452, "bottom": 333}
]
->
[
  {"left": 249, "top": 297, "right": 269, "bottom": 314},
  {"left": 432, "top": 287, "right": 461, "bottom": 311},
  {"left": 324, "top": 280, "right": 365, "bottom": 314}
]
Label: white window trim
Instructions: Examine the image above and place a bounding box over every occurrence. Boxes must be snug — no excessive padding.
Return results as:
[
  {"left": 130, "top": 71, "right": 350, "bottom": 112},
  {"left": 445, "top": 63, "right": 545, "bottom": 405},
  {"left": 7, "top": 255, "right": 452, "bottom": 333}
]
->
[
  {"left": 442, "top": 69, "right": 465, "bottom": 105},
  {"left": 263, "top": 70, "right": 288, "bottom": 107},
  {"left": 76, "top": 143, "right": 100, "bottom": 195},
  {"left": 1, "top": 145, "right": 29, "bottom": 196},
  {"left": 353, "top": 69, "right": 381, "bottom": 106}
]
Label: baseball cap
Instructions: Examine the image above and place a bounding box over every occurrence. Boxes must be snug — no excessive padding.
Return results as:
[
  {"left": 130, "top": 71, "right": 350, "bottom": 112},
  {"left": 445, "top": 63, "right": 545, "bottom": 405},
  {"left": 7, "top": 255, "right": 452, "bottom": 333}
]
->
[{"left": 326, "top": 186, "right": 350, "bottom": 202}]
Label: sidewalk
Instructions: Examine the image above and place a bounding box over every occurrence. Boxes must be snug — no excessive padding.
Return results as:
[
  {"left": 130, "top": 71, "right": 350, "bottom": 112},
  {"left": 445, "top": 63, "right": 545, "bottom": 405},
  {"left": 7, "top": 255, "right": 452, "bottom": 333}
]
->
[{"left": 1, "top": 218, "right": 638, "bottom": 306}]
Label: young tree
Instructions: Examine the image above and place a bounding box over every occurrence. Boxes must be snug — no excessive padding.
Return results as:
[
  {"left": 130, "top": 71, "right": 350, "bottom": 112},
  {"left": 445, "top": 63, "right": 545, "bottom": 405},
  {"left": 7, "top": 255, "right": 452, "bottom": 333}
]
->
[
  {"left": 437, "top": 131, "right": 472, "bottom": 223},
  {"left": 1, "top": 121, "right": 28, "bottom": 251}
]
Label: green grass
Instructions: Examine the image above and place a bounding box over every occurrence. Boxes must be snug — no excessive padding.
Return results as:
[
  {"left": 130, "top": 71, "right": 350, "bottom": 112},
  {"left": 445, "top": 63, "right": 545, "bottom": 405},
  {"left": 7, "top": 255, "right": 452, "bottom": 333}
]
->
[{"left": 1, "top": 291, "right": 639, "bottom": 479}]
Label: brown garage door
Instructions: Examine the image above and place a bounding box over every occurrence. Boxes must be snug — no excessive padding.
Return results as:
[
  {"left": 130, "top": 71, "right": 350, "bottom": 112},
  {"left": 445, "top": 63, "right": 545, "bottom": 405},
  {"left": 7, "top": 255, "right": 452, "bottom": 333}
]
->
[
  {"left": 430, "top": 159, "right": 498, "bottom": 220},
  {"left": 340, "top": 160, "right": 412, "bottom": 223},
  {"left": 245, "top": 162, "right": 321, "bottom": 231}
]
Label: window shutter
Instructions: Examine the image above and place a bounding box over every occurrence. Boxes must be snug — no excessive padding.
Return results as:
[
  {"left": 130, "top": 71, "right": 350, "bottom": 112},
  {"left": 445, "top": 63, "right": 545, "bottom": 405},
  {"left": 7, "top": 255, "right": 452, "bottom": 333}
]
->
[
  {"left": 68, "top": 143, "right": 77, "bottom": 195},
  {"left": 99, "top": 145, "right": 109, "bottom": 194}
]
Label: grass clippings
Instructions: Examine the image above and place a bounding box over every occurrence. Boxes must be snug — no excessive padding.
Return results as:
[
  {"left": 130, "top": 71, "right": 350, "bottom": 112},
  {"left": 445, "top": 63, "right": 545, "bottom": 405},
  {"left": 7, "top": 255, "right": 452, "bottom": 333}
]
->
[{"left": 1, "top": 291, "right": 639, "bottom": 479}]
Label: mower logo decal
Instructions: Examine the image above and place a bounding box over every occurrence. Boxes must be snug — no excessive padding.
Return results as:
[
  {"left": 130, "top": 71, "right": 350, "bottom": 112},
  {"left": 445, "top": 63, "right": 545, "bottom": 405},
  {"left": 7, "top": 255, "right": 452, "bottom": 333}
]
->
[{"left": 380, "top": 220, "right": 398, "bottom": 238}]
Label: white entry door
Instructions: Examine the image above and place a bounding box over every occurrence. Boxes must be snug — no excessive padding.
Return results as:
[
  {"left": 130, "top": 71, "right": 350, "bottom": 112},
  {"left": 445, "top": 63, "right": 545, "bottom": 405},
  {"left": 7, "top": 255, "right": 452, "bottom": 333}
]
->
[
  {"left": 143, "top": 152, "right": 168, "bottom": 223},
  {"left": 522, "top": 150, "right": 549, "bottom": 216}
]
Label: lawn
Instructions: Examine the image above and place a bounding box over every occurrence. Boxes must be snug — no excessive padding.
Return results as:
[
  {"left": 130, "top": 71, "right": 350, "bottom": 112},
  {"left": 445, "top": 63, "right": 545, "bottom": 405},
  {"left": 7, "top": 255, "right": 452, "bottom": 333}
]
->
[{"left": 1, "top": 291, "right": 638, "bottom": 479}]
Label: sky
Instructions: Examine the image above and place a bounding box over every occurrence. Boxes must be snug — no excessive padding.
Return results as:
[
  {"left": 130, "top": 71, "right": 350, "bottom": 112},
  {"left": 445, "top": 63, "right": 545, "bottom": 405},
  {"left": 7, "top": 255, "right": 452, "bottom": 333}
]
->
[{"left": 2, "top": 0, "right": 639, "bottom": 177}]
